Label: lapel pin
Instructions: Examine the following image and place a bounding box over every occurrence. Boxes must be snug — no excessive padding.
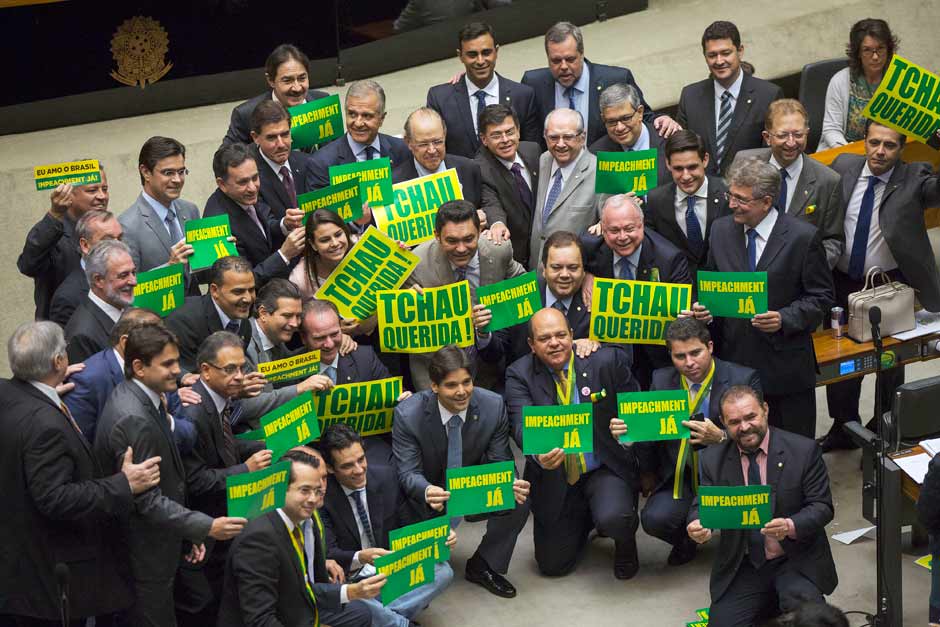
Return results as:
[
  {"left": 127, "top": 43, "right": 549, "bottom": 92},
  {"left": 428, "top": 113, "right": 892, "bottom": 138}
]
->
[
  {"left": 581, "top": 386, "right": 591, "bottom": 397},
  {"left": 777, "top": 462, "right": 783, "bottom": 468},
  {"left": 747, "top": 99, "right": 752, "bottom": 105},
  {"left": 472, "top": 414, "right": 479, "bottom": 421},
  {"left": 576, "top": 305, "right": 582, "bottom": 312}
]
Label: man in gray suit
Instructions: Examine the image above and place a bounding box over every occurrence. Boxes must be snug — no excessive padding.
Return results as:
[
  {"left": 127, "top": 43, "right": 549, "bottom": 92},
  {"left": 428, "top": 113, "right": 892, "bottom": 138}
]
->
[
  {"left": 530, "top": 108, "right": 600, "bottom": 268},
  {"left": 120, "top": 137, "right": 201, "bottom": 288},
  {"left": 392, "top": 345, "right": 530, "bottom": 598},
  {"left": 733, "top": 99, "right": 844, "bottom": 268},
  {"left": 93, "top": 324, "right": 247, "bottom": 626}
]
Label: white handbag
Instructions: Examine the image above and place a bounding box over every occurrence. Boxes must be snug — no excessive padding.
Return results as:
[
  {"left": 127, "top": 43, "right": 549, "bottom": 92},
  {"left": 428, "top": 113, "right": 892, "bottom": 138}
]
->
[{"left": 847, "top": 267, "right": 916, "bottom": 342}]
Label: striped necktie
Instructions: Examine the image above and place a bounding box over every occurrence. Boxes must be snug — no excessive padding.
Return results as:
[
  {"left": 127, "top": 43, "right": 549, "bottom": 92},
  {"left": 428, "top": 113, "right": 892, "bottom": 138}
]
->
[{"left": 715, "top": 91, "right": 733, "bottom": 163}]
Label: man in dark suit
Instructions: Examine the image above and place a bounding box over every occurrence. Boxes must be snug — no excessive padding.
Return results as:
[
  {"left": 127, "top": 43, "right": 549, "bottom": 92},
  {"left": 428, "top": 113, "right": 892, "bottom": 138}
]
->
[
  {"left": 677, "top": 21, "right": 783, "bottom": 176},
  {"left": 687, "top": 159, "right": 834, "bottom": 438},
  {"left": 204, "top": 143, "right": 305, "bottom": 285},
  {"left": 822, "top": 121, "right": 940, "bottom": 450},
  {"left": 0, "top": 320, "right": 161, "bottom": 625},
  {"left": 392, "top": 346, "right": 530, "bottom": 598},
  {"left": 611, "top": 317, "right": 761, "bottom": 567},
  {"left": 65, "top": 239, "right": 137, "bottom": 363},
  {"left": 249, "top": 99, "right": 309, "bottom": 221},
  {"left": 50, "top": 209, "right": 123, "bottom": 326},
  {"left": 304, "top": 79, "right": 411, "bottom": 191},
  {"left": 18, "top": 167, "right": 109, "bottom": 320},
  {"left": 583, "top": 194, "right": 692, "bottom": 389},
  {"left": 505, "top": 308, "right": 640, "bottom": 579},
  {"left": 392, "top": 107, "right": 483, "bottom": 208},
  {"left": 93, "top": 324, "right": 247, "bottom": 626},
  {"left": 476, "top": 104, "right": 540, "bottom": 266},
  {"left": 222, "top": 44, "right": 329, "bottom": 148},
  {"left": 426, "top": 22, "right": 539, "bottom": 158},
  {"left": 217, "top": 449, "right": 382, "bottom": 627},
  {"left": 687, "top": 385, "right": 838, "bottom": 625},
  {"left": 646, "top": 130, "right": 730, "bottom": 281},
  {"left": 521, "top": 21, "right": 677, "bottom": 147},
  {"left": 320, "top": 425, "right": 453, "bottom": 625}
]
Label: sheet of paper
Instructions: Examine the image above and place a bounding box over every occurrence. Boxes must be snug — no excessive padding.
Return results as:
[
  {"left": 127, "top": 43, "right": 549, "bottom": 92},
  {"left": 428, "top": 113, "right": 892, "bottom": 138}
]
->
[
  {"left": 893, "top": 452, "right": 931, "bottom": 484},
  {"left": 891, "top": 310, "right": 940, "bottom": 340},
  {"left": 919, "top": 437, "right": 940, "bottom": 457},
  {"left": 831, "top": 526, "right": 876, "bottom": 545}
]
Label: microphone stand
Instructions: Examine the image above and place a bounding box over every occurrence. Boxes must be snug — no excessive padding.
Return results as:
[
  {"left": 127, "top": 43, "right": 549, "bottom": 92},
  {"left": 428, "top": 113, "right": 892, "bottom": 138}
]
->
[{"left": 869, "top": 307, "right": 890, "bottom": 627}]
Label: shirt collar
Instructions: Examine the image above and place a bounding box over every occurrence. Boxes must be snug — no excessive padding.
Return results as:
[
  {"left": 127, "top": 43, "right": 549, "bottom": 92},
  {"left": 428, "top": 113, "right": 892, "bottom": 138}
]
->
[
  {"left": 202, "top": 381, "right": 229, "bottom": 415},
  {"left": 29, "top": 380, "right": 62, "bottom": 407},
  {"left": 715, "top": 69, "right": 744, "bottom": 101},
  {"left": 141, "top": 190, "right": 174, "bottom": 220},
  {"left": 567, "top": 64, "right": 590, "bottom": 95},
  {"left": 624, "top": 123, "right": 650, "bottom": 151},
  {"left": 544, "top": 288, "right": 574, "bottom": 310},
  {"left": 768, "top": 153, "right": 803, "bottom": 183},
  {"left": 252, "top": 318, "right": 276, "bottom": 353},
  {"left": 347, "top": 134, "right": 381, "bottom": 160},
  {"left": 438, "top": 402, "right": 467, "bottom": 426},
  {"left": 449, "top": 251, "right": 480, "bottom": 274},
  {"left": 551, "top": 150, "right": 582, "bottom": 181},
  {"left": 277, "top": 507, "right": 302, "bottom": 533},
  {"left": 414, "top": 158, "right": 446, "bottom": 178},
  {"left": 212, "top": 298, "right": 233, "bottom": 330},
  {"left": 465, "top": 73, "right": 498, "bottom": 98},
  {"left": 87, "top": 290, "right": 123, "bottom": 323},
  {"left": 676, "top": 177, "right": 709, "bottom": 202},
  {"left": 616, "top": 243, "right": 643, "bottom": 270},
  {"left": 341, "top": 483, "right": 367, "bottom": 497},
  {"left": 738, "top": 426, "right": 771, "bottom": 457},
  {"left": 862, "top": 161, "right": 894, "bottom": 185},
  {"left": 131, "top": 378, "right": 162, "bottom": 410},
  {"left": 749, "top": 207, "right": 778, "bottom": 241},
  {"left": 113, "top": 348, "right": 125, "bottom": 372},
  {"left": 258, "top": 146, "right": 288, "bottom": 173},
  {"left": 496, "top": 152, "right": 524, "bottom": 172}
]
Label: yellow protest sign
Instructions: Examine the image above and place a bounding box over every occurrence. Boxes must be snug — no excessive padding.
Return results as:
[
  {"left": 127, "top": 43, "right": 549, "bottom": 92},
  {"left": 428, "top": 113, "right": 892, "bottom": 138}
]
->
[
  {"left": 316, "top": 227, "right": 419, "bottom": 321},
  {"left": 373, "top": 168, "right": 463, "bottom": 247},
  {"left": 376, "top": 281, "right": 475, "bottom": 353},
  {"left": 314, "top": 376, "right": 402, "bottom": 436},
  {"left": 589, "top": 277, "right": 691, "bottom": 345},
  {"left": 34, "top": 159, "right": 101, "bottom": 191},
  {"left": 258, "top": 350, "right": 320, "bottom": 384},
  {"left": 863, "top": 55, "right": 940, "bottom": 142}
]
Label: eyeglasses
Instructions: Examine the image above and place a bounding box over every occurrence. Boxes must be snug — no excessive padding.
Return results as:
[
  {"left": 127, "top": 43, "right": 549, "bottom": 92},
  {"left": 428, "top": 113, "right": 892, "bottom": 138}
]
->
[
  {"left": 205, "top": 362, "right": 250, "bottom": 376},
  {"left": 485, "top": 128, "right": 517, "bottom": 141},
  {"left": 545, "top": 132, "right": 583, "bottom": 144},
  {"left": 860, "top": 46, "right": 887, "bottom": 58},
  {"left": 158, "top": 168, "right": 189, "bottom": 178},
  {"left": 413, "top": 139, "right": 445, "bottom": 150},
  {"left": 723, "top": 191, "right": 766, "bottom": 206},
  {"left": 602, "top": 110, "right": 639, "bottom": 128},
  {"left": 768, "top": 131, "right": 807, "bottom": 141}
]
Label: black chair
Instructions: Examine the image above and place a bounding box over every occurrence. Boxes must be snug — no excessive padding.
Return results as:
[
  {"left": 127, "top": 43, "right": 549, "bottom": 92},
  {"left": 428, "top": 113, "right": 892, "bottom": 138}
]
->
[
  {"left": 889, "top": 375, "right": 940, "bottom": 451},
  {"left": 799, "top": 58, "right": 848, "bottom": 153}
]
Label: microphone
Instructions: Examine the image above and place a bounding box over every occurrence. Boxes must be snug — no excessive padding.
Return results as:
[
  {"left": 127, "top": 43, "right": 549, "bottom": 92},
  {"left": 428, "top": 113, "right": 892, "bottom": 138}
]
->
[
  {"left": 869, "top": 306, "right": 883, "bottom": 348},
  {"left": 55, "top": 562, "right": 69, "bottom": 627}
]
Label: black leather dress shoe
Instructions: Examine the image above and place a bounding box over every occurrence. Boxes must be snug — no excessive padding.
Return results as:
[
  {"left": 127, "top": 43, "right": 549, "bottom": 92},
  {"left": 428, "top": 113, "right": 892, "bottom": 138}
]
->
[
  {"left": 667, "top": 537, "right": 697, "bottom": 566},
  {"left": 817, "top": 430, "right": 859, "bottom": 453},
  {"left": 614, "top": 540, "right": 639, "bottom": 579},
  {"left": 465, "top": 558, "right": 517, "bottom": 598}
]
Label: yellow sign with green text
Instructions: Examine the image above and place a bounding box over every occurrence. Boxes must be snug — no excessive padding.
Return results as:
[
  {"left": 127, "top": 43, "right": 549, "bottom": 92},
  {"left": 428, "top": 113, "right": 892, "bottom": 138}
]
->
[
  {"left": 314, "top": 376, "right": 402, "bottom": 436},
  {"left": 373, "top": 169, "right": 463, "bottom": 246},
  {"left": 862, "top": 55, "right": 940, "bottom": 142},
  {"left": 589, "top": 277, "right": 691, "bottom": 345},
  {"left": 376, "top": 281, "right": 475, "bottom": 353}
]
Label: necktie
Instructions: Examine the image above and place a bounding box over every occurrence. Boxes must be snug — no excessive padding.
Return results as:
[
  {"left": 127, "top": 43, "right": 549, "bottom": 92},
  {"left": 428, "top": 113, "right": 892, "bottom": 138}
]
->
[
  {"left": 292, "top": 524, "right": 313, "bottom": 583},
  {"left": 715, "top": 91, "right": 733, "bottom": 163},
  {"left": 848, "top": 176, "right": 880, "bottom": 281},
  {"left": 165, "top": 208, "right": 183, "bottom": 244},
  {"left": 364, "top": 145, "right": 377, "bottom": 161},
  {"left": 745, "top": 450, "right": 766, "bottom": 569},
  {"left": 551, "top": 300, "right": 568, "bottom": 315},
  {"left": 510, "top": 162, "right": 533, "bottom": 210},
  {"left": 564, "top": 86, "right": 577, "bottom": 111},
  {"left": 617, "top": 257, "right": 634, "bottom": 281},
  {"left": 59, "top": 402, "right": 84, "bottom": 437},
  {"left": 245, "top": 205, "right": 267, "bottom": 241},
  {"left": 322, "top": 365, "right": 336, "bottom": 384},
  {"left": 351, "top": 489, "right": 376, "bottom": 548},
  {"left": 542, "top": 169, "right": 564, "bottom": 226},
  {"left": 685, "top": 195, "right": 703, "bottom": 252},
  {"left": 228, "top": 398, "right": 244, "bottom": 428},
  {"left": 777, "top": 168, "right": 789, "bottom": 213},
  {"left": 446, "top": 415, "right": 463, "bottom": 469},
  {"left": 220, "top": 403, "right": 238, "bottom": 467},
  {"left": 746, "top": 228, "right": 759, "bottom": 272},
  {"left": 556, "top": 368, "right": 582, "bottom": 485},
  {"left": 279, "top": 166, "right": 298, "bottom": 208},
  {"left": 474, "top": 90, "right": 488, "bottom": 134},
  {"left": 225, "top": 319, "right": 241, "bottom": 334},
  {"left": 454, "top": 266, "right": 467, "bottom": 283}
]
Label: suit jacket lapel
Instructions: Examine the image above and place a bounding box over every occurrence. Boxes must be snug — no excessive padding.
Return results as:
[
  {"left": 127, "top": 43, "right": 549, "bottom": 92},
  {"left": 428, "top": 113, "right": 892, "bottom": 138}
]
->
[
  {"left": 195, "top": 380, "right": 226, "bottom": 461},
  {"left": 636, "top": 237, "right": 656, "bottom": 281},
  {"left": 790, "top": 158, "right": 816, "bottom": 216},
  {"left": 550, "top": 150, "right": 589, "bottom": 211},
  {"left": 137, "top": 194, "right": 174, "bottom": 254},
  {"left": 337, "top": 353, "right": 356, "bottom": 384},
  {"left": 453, "top": 79, "right": 478, "bottom": 152},
  {"left": 424, "top": 396, "right": 448, "bottom": 469},
  {"left": 703, "top": 81, "right": 718, "bottom": 150},
  {"left": 766, "top": 429, "right": 784, "bottom": 513},
  {"left": 840, "top": 158, "right": 863, "bottom": 206},
  {"left": 723, "top": 74, "right": 756, "bottom": 158},
  {"left": 21, "top": 380, "right": 95, "bottom": 459},
  {"left": 756, "top": 214, "right": 788, "bottom": 271},
  {"left": 532, "top": 358, "right": 558, "bottom": 404},
  {"left": 705, "top": 177, "right": 724, "bottom": 240},
  {"left": 104, "top": 348, "right": 124, "bottom": 387},
  {"left": 881, "top": 160, "right": 905, "bottom": 209},
  {"left": 269, "top": 513, "right": 315, "bottom": 609},
  {"left": 90, "top": 302, "right": 115, "bottom": 339},
  {"left": 128, "top": 380, "right": 184, "bottom": 475},
  {"left": 332, "top": 481, "right": 362, "bottom": 548},
  {"left": 365, "top": 474, "right": 384, "bottom": 542},
  {"left": 264, "top": 154, "right": 292, "bottom": 209}
]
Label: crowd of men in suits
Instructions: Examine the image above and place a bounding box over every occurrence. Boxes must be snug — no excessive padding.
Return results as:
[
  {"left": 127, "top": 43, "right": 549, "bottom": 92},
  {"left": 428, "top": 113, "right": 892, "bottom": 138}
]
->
[{"left": 4, "top": 15, "right": 940, "bottom": 627}]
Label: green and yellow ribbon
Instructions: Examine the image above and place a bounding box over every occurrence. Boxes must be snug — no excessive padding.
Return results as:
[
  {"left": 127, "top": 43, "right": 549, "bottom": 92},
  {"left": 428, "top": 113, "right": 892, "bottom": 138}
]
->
[
  {"left": 554, "top": 352, "right": 587, "bottom": 484},
  {"left": 287, "top": 512, "right": 323, "bottom": 626},
  {"left": 673, "top": 360, "right": 716, "bottom": 499}
]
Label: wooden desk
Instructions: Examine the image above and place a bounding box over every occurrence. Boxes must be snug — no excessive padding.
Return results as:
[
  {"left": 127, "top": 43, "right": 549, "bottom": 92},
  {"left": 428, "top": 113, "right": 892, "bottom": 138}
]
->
[
  {"left": 813, "top": 327, "right": 939, "bottom": 386},
  {"left": 889, "top": 445, "right": 925, "bottom": 504}
]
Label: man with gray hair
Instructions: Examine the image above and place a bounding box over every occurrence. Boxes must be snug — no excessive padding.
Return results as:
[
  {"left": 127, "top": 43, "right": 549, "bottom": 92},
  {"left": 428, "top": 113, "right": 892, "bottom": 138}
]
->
[
  {"left": 65, "top": 238, "right": 137, "bottom": 363},
  {"left": 522, "top": 21, "right": 678, "bottom": 147},
  {"left": 50, "top": 208, "right": 123, "bottom": 326},
  {"left": 0, "top": 320, "right": 161, "bottom": 623},
  {"left": 684, "top": 158, "right": 834, "bottom": 437}
]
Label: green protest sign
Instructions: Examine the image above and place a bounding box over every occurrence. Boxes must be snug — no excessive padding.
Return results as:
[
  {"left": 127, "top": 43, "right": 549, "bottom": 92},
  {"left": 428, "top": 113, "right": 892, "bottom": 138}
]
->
[
  {"left": 696, "top": 608, "right": 710, "bottom": 620},
  {"left": 298, "top": 178, "right": 363, "bottom": 224},
  {"left": 377, "top": 282, "right": 475, "bottom": 354},
  {"left": 862, "top": 55, "right": 940, "bottom": 143},
  {"left": 476, "top": 270, "right": 540, "bottom": 332},
  {"left": 133, "top": 263, "right": 184, "bottom": 317},
  {"left": 686, "top": 622, "right": 708, "bottom": 627},
  {"left": 185, "top": 214, "right": 238, "bottom": 271},
  {"left": 616, "top": 390, "right": 691, "bottom": 443},
  {"left": 316, "top": 226, "right": 419, "bottom": 321},
  {"left": 595, "top": 149, "right": 658, "bottom": 195},
  {"left": 589, "top": 277, "right": 691, "bottom": 345},
  {"left": 522, "top": 402, "right": 594, "bottom": 455},
  {"left": 258, "top": 350, "right": 320, "bottom": 384},
  {"left": 697, "top": 271, "right": 768, "bottom": 318},
  {"left": 388, "top": 515, "right": 450, "bottom": 562},
  {"left": 445, "top": 460, "right": 515, "bottom": 517},
  {"left": 374, "top": 537, "right": 437, "bottom": 605},
  {"left": 235, "top": 425, "right": 265, "bottom": 441},
  {"left": 329, "top": 157, "right": 392, "bottom": 207},
  {"left": 373, "top": 169, "right": 463, "bottom": 246},
  {"left": 289, "top": 94, "right": 343, "bottom": 149},
  {"left": 34, "top": 159, "right": 101, "bottom": 191},
  {"left": 314, "top": 376, "right": 402, "bottom": 436},
  {"left": 698, "top": 485, "right": 772, "bottom": 529},
  {"left": 259, "top": 392, "right": 320, "bottom": 460},
  {"left": 226, "top": 460, "right": 291, "bottom": 519}
]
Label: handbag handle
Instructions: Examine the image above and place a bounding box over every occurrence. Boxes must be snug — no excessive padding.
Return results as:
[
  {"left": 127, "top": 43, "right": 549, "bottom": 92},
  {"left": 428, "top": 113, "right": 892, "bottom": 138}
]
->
[{"left": 863, "top": 266, "right": 901, "bottom": 297}]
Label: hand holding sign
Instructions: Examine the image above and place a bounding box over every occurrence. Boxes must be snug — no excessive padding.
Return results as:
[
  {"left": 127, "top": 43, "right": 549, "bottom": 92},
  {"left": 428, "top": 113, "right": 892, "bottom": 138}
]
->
[
  {"left": 751, "top": 311, "right": 782, "bottom": 333},
  {"left": 167, "top": 240, "right": 194, "bottom": 266},
  {"left": 424, "top": 485, "right": 450, "bottom": 511},
  {"left": 245, "top": 449, "right": 273, "bottom": 472},
  {"left": 512, "top": 478, "right": 530, "bottom": 504},
  {"left": 536, "top": 448, "right": 565, "bottom": 470},
  {"left": 279, "top": 228, "right": 306, "bottom": 261},
  {"left": 49, "top": 183, "right": 73, "bottom": 217},
  {"left": 687, "top": 519, "right": 712, "bottom": 544}
]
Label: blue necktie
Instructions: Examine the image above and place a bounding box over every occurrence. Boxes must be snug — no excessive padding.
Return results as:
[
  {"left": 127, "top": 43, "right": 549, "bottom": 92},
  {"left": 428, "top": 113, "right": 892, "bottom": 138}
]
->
[
  {"left": 322, "top": 365, "right": 336, "bottom": 384},
  {"left": 716, "top": 91, "right": 733, "bottom": 163},
  {"left": 165, "top": 208, "right": 182, "bottom": 243},
  {"left": 351, "top": 489, "right": 376, "bottom": 548},
  {"left": 474, "top": 90, "right": 488, "bottom": 133},
  {"left": 364, "top": 145, "right": 377, "bottom": 161},
  {"left": 848, "top": 176, "right": 880, "bottom": 281},
  {"left": 617, "top": 257, "right": 634, "bottom": 281},
  {"left": 564, "top": 86, "right": 577, "bottom": 111},
  {"left": 542, "top": 169, "right": 564, "bottom": 226},
  {"left": 685, "top": 195, "right": 703, "bottom": 252},
  {"left": 745, "top": 450, "right": 766, "bottom": 569},
  {"left": 225, "top": 320, "right": 241, "bottom": 333},
  {"left": 454, "top": 266, "right": 467, "bottom": 283},
  {"left": 746, "top": 228, "right": 759, "bottom": 272},
  {"left": 446, "top": 415, "right": 463, "bottom": 528},
  {"left": 552, "top": 299, "right": 568, "bottom": 315},
  {"left": 776, "top": 168, "right": 789, "bottom": 213}
]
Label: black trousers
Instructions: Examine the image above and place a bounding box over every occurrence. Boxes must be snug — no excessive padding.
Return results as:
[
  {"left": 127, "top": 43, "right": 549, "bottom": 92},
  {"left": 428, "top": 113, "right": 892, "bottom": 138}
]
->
[
  {"left": 466, "top": 497, "right": 531, "bottom": 574},
  {"left": 709, "top": 558, "right": 824, "bottom": 627},
  {"left": 319, "top": 600, "right": 372, "bottom": 627},
  {"left": 533, "top": 466, "right": 638, "bottom": 576},
  {"left": 766, "top": 391, "right": 817, "bottom": 439},
  {"left": 641, "top": 477, "right": 694, "bottom": 547}
]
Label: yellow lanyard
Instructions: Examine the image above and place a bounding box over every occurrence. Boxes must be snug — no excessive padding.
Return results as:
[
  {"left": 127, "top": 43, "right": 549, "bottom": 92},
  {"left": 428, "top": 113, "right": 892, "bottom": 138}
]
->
[
  {"left": 554, "top": 352, "right": 587, "bottom": 483},
  {"left": 288, "top": 517, "right": 320, "bottom": 625},
  {"left": 673, "top": 361, "right": 716, "bottom": 499},
  {"left": 680, "top": 360, "right": 716, "bottom": 416},
  {"left": 553, "top": 352, "right": 575, "bottom": 406}
]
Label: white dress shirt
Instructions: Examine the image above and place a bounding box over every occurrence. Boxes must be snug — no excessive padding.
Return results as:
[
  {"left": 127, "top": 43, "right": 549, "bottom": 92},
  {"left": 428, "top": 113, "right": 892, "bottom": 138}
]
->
[
  {"left": 674, "top": 178, "right": 710, "bottom": 238},
  {"left": 554, "top": 63, "right": 591, "bottom": 130},
  {"left": 414, "top": 159, "right": 447, "bottom": 178},
  {"left": 347, "top": 135, "right": 382, "bottom": 162},
  {"left": 466, "top": 74, "right": 499, "bottom": 134},
  {"left": 837, "top": 163, "right": 897, "bottom": 275},
  {"left": 87, "top": 290, "right": 123, "bottom": 323},
  {"left": 276, "top": 508, "right": 350, "bottom": 603},
  {"left": 714, "top": 71, "right": 744, "bottom": 130},
  {"left": 744, "top": 207, "right": 779, "bottom": 265}
]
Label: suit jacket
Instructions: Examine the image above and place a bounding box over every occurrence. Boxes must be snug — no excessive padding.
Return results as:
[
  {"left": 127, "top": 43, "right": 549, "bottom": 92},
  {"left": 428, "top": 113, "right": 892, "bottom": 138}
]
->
[
  {"left": 250, "top": 143, "right": 309, "bottom": 221},
  {"left": 203, "top": 189, "right": 292, "bottom": 285},
  {"left": 391, "top": 154, "right": 482, "bottom": 208},
  {"left": 734, "top": 148, "right": 844, "bottom": 268},
  {"left": 504, "top": 347, "right": 639, "bottom": 522},
  {"left": 530, "top": 148, "right": 600, "bottom": 269},
  {"left": 18, "top": 212, "right": 80, "bottom": 320},
  {"left": 426, "top": 73, "right": 540, "bottom": 158},
  {"left": 217, "top": 510, "right": 342, "bottom": 627},
  {"left": 49, "top": 264, "right": 89, "bottom": 326},
  {"left": 676, "top": 73, "right": 783, "bottom": 175},
  {"left": 119, "top": 193, "right": 201, "bottom": 274},
  {"left": 831, "top": 154, "right": 940, "bottom": 312},
  {"left": 223, "top": 89, "right": 329, "bottom": 148},
  {"left": 705, "top": 212, "right": 834, "bottom": 395},
  {"left": 392, "top": 388, "right": 516, "bottom": 520},
  {"left": 689, "top": 428, "right": 838, "bottom": 602},
  {"left": 64, "top": 296, "right": 116, "bottom": 364},
  {"left": 335, "top": 345, "right": 391, "bottom": 385},
  {"left": 477, "top": 140, "right": 541, "bottom": 266},
  {"left": 304, "top": 132, "right": 411, "bottom": 190},
  {"left": 0, "top": 378, "right": 133, "bottom": 619},
  {"left": 94, "top": 380, "right": 213, "bottom": 582},
  {"left": 587, "top": 121, "right": 672, "bottom": 186},
  {"left": 644, "top": 175, "right": 731, "bottom": 280},
  {"left": 165, "top": 294, "right": 253, "bottom": 375},
  {"left": 521, "top": 60, "right": 658, "bottom": 147}
]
